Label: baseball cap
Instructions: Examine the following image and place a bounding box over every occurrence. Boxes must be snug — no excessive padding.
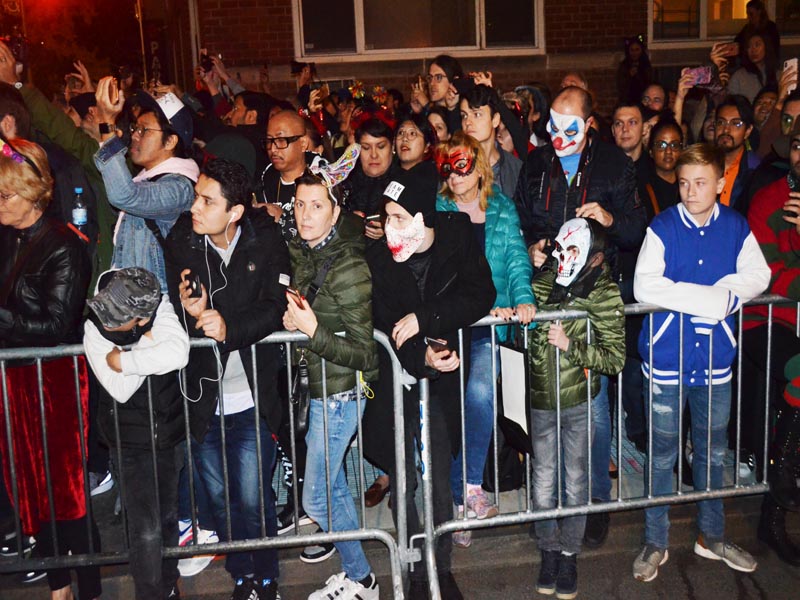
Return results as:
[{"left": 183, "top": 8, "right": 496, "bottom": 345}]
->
[
  {"left": 88, "top": 268, "right": 161, "bottom": 329},
  {"left": 134, "top": 90, "right": 194, "bottom": 151}
]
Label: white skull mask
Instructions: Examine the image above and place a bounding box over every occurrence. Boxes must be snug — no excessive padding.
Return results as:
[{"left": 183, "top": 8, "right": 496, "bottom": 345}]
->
[{"left": 552, "top": 218, "right": 593, "bottom": 286}]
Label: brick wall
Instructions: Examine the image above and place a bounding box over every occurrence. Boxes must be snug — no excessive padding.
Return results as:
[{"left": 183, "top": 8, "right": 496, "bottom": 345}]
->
[{"left": 545, "top": 0, "right": 648, "bottom": 54}]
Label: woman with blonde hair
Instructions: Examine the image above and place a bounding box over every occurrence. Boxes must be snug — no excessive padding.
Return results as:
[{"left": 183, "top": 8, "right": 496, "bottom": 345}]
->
[{"left": 435, "top": 131, "right": 536, "bottom": 547}]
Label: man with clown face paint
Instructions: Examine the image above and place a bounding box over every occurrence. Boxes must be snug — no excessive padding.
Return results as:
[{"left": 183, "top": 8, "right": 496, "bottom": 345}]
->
[{"left": 514, "top": 85, "right": 647, "bottom": 552}]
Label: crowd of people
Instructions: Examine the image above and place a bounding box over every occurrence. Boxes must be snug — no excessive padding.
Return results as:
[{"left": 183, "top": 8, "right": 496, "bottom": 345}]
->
[{"left": 1, "top": 2, "right": 800, "bottom": 598}]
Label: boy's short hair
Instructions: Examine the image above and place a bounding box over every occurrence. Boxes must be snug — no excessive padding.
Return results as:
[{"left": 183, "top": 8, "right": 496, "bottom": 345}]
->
[{"left": 675, "top": 143, "right": 725, "bottom": 179}]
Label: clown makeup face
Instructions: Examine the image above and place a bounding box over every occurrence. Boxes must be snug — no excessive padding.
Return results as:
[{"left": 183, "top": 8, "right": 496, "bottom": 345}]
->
[
  {"left": 436, "top": 147, "right": 476, "bottom": 179},
  {"left": 552, "top": 217, "right": 593, "bottom": 286},
  {"left": 546, "top": 109, "right": 587, "bottom": 157}
]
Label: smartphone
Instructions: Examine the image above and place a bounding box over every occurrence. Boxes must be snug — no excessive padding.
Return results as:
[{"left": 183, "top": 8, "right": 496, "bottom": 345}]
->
[
  {"left": 785, "top": 58, "right": 798, "bottom": 94},
  {"left": 364, "top": 214, "right": 381, "bottom": 222},
  {"left": 108, "top": 78, "right": 119, "bottom": 105},
  {"left": 425, "top": 337, "right": 449, "bottom": 353},
  {"left": 684, "top": 66, "right": 713, "bottom": 86},
  {"left": 185, "top": 271, "right": 203, "bottom": 298},
  {"left": 721, "top": 42, "right": 739, "bottom": 57},
  {"left": 286, "top": 287, "right": 304, "bottom": 307},
  {"left": 200, "top": 52, "right": 214, "bottom": 73}
]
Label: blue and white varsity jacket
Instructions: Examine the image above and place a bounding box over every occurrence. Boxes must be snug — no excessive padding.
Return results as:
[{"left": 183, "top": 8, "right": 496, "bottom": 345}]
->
[{"left": 634, "top": 203, "right": 770, "bottom": 386}]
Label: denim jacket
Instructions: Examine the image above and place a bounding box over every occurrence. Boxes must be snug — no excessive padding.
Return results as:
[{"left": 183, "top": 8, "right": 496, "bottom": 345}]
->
[{"left": 94, "top": 136, "right": 198, "bottom": 289}]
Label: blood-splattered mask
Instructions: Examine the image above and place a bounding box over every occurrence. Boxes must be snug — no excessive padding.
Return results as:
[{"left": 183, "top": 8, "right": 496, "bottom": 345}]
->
[{"left": 552, "top": 218, "right": 593, "bottom": 286}]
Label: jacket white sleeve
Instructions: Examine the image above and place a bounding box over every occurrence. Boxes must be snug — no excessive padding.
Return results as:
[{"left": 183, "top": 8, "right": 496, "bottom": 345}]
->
[
  {"left": 83, "top": 320, "right": 145, "bottom": 404},
  {"left": 633, "top": 228, "right": 742, "bottom": 320},
  {"left": 712, "top": 232, "right": 771, "bottom": 309},
  {"left": 119, "top": 298, "right": 190, "bottom": 376}
]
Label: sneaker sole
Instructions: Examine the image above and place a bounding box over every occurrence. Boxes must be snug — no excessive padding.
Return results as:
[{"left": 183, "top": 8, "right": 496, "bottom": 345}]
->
[
  {"left": 21, "top": 570, "right": 47, "bottom": 584},
  {"left": 474, "top": 506, "right": 499, "bottom": 520},
  {"left": 90, "top": 477, "right": 114, "bottom": 497},
  {"left": 693, "top": 542, "right": 757, "bottom": 572},
  {"left": 277, "top": 515, "right": 314, "bottom": 535},
  {"left": 299, "top": 546, "right": 337, "bottom": 564},
  {"left": 535, "top": 584, "right": 556, "bottom": 595},
  {"left": 556, "top": 589, "right": 577, "bottom": 600},
  {"left": 634, "top": 549, "right": 669, "bottom": 582},
  {"left": 178, "top": 554, "right": 216, "bottom": 577}
]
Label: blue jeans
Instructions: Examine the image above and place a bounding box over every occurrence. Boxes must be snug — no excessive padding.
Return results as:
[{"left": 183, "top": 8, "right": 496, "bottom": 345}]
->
[
  {"left": 590, "top": 375, "right": 612, "bottom": 502},
  {"left": 450, "top": 334, "right": 499, "bottom": 505},
  {"left": 531, "top": 403, "right": 590, "bottom": 555},
  {"left": 303, "top": 389, "right": 371, "bottom": 582},
  {"left": 644, "top": 381, "right": 730, "bottom": 549},
  {"left": 192, "top": 408, "right": 279, "bottom": 580}
]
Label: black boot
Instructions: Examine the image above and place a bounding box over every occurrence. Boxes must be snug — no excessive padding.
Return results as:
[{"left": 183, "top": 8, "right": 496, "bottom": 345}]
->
[
  {"left": 758, "top": 496, "right": 800, "bottom": 565},
  {"left": 769, "top": 406, "right": 800, "bottom": 511}
]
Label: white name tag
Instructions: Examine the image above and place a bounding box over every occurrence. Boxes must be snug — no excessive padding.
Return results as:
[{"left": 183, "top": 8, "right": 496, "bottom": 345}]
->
[{"left": 384, "top": 181, "right": 405, "bottom": 201}]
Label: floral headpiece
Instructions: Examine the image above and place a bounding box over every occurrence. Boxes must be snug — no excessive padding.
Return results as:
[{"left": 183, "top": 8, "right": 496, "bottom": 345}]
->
[
  {"left": 349, "top": 80, "right": 366, "bottom": 100},
  {"left": 349, "top": 106, "right": 396, "bottom": 135}
]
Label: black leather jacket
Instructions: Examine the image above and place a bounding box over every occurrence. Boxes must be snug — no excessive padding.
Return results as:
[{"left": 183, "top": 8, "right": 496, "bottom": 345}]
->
[{"left": 0, "top": 216, "right": 90, "bottom": 348}]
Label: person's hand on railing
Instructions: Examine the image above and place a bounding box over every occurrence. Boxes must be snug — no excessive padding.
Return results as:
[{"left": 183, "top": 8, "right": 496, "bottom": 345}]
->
[
  {"left": 547, "top": 320, "right": 570, "bottom": 352},
  {"left": 196, "top": 309, "right": 227, "bottom": 342},
  {"left": 515, "top": 303, "right": 537, "bottom": 325},
  {"left": 392, "top": 313, "right": 420, "bottom": 348},
  {"left": 425, "top": 346, "right": 459, "bottom": 372}
]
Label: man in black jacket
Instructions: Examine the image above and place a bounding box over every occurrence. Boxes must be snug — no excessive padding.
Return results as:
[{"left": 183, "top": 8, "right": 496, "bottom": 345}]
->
[
  {"left": 365, "top": 167, "right": 495, "bottom": 599},
  {"left": 514, "top": 85, "right": 647, "bottom": 550},
  {"left": 165, "top": 159, "right": 290, "bottom": 600}
]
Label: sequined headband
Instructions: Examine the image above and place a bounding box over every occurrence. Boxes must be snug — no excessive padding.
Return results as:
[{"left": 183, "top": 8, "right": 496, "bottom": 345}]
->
[{"left": 0, "top": 136, "right": 43, "bottom": 179}]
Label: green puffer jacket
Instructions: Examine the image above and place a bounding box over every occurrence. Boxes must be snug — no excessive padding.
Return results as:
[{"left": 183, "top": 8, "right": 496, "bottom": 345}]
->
[
  {"left": 529, "top": 266, "right": 626, "bottom": 411},
  {"left": 288, "top": 212, "right": 379, "bottom": 397}
]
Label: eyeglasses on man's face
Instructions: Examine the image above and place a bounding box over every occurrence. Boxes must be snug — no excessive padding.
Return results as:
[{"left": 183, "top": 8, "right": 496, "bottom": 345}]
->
[
  {"left": 265, "top": 135, "right": 304, "bottom": 149},
  {"left": 129, "top": 123, "right": 164, "bottom": 137}
]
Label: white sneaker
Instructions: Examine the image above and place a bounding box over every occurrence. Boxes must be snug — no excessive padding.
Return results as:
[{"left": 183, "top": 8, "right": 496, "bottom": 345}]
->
[
  {"left": 89, "top": 471, "right": 114, "bottom": 496},
  {"left": 178, "top": 520, "right": 219, "bottom": 577},
  {"left": 308, "top": 572, "right": 379, "bottom": 600}
]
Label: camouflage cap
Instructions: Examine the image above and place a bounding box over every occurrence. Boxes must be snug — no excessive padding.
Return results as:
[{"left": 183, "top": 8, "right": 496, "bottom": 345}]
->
[{"left": 87, "top": 267, "right": 161, "bottom": 329}]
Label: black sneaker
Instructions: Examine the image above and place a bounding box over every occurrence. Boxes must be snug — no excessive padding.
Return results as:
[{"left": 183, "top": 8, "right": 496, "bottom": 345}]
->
[
  {"left": 555, "top": 553, "right": 577, "bottom": 600},
  {"left": 0, "top": 532, "right": 35, "bottom": 557},
  {"left": 536, "top": 549, "right": 560, "bottom": 595},
  {"left": 230, "top": 577, "right": 259, "bottom": 600},
  {"left": 299, "top": 540, "right": 336, "bottom": 563},
  {"left": 583, "top": 510, "right": 610, "bottom": 549},
  {"left": 276, "top": 504, "right": 312, "bottom": 535},
  {"left": 20, "top": 569, "right": 47, "bottom": 584},
  {"left": 258, "top": 578, "right": 281, "bottom": 600}
]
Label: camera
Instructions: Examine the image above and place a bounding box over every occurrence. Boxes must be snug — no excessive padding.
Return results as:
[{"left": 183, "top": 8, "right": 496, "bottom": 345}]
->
[{"left": 200, "top": 53, "right": 214, "bottom": 73}]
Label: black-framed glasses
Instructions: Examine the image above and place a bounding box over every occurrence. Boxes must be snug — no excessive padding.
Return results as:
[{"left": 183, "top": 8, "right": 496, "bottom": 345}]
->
[
  {"left": 653, "top": 140, "right": 682, "bottom": 151},
  {"left": 425, "top": 73, "right": 446, "bottom": 83},
  {"left": 714, "top": 118, "right": 746, "bottom": 130},
  {"left": 129, "top": 123, "right": 164, "bottom": 136},
  {"left": 265, "top": 135, "right": 304, "bottom": 149}
]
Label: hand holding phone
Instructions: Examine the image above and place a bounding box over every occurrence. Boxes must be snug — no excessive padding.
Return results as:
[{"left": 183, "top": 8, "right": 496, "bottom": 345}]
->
[
  {"left": 425, "top": 337, "right": 449, "bottom": 353},
  {"left": 785, "top": 58, "right": 799, "bottom": 95},
  {"left": 186, "top": 271, "right": 203, "bottom": 298},
  {"left": 286, "top": 287, "right": 305, "bottom": 308}
]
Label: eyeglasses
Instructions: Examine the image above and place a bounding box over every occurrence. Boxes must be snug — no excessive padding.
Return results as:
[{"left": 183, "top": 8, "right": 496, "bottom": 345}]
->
[
  {"left": 396, "top": 129, "right": 420, "bottom": 140},
  {"left": 130, "top": 124, "right": 164, "bottom": 137},
  {"left": 0, "top": 191, "right": 17, "bottom": 202},
  {"left": 426, "top": 73, "right": 447, "bottom": 83},
  {"left": 714, "top": 118, "right": 746, "bottom": 129},
  {"left": 642, "top": 96, "right": 664, "bottom": 106},
  {"left": 653, "top": 140, "right": 682, "bottom": 151},
  {"left": 265, "top": 135, "right": 304, "bottom": 149}
]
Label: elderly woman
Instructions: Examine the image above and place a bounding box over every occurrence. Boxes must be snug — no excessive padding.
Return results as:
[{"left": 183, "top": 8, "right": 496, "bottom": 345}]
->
[
  {"left": 435, "top": 131, "right": 536, "bottom": 547},
  {"left": 0, "top": 139, "right": 98, "bottom": 599},
  {"left": 283, "top": 170, "right": 380, "bottom": 600}
]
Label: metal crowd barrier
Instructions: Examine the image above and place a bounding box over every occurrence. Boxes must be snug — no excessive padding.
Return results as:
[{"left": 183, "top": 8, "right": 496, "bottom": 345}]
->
[
  {"left": 0, "top": 295, "right": 794, "bottom": 600},
  {"left": 421, "top": 294, "right": 794, "bottom": 600}
]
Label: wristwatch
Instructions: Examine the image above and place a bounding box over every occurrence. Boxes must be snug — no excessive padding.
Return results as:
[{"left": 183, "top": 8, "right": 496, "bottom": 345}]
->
[
  {"left": 13, "top": 81, "right": 21, "bottom": 90},
  {"left": 99, "top": 123, "right": 115, "bottom": 135}
]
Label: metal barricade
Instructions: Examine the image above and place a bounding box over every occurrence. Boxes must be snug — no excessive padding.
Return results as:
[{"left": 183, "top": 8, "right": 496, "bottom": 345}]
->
[
  {"left": 0, "top": 329, "right": 411, "bottom": 599},
  {"left": 420, "top": 294, "right": 793, "bottom": 600}
]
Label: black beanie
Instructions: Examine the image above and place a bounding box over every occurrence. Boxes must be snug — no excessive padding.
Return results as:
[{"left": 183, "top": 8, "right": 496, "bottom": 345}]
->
[
  {"left": 69, "top": 92, "right": 97, "bottom": 120},
  {"left": 381, "top": 161, "right": 438, "bottom": 226}
]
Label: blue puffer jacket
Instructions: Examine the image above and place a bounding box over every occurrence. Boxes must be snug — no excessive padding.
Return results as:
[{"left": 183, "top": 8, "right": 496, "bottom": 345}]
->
[{"left": 437, "top": 185, "right": 535, "bottom": 340}]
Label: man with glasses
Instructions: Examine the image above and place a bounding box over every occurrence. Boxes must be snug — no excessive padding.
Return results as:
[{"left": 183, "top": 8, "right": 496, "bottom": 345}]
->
[
  {"left": 256, "top": 109, "right": 314, "bottom": 242},
  {"left": 713, "top": 95, "right": 760, "bottom": 215},
  {"left": 641, "top": 83, "right": 666, "bottom": 113}
]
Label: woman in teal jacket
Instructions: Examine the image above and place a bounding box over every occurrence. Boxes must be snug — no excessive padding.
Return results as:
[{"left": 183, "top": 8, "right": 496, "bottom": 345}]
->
[{"left": 436, "top": 131, "right": 535, "bottom": 546}]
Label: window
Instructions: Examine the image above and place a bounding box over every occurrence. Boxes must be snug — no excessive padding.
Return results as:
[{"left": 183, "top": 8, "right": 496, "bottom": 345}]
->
[
  {"left": 295, "top": 0, "right": 542, "bottom": 59},
  {"left": 652, "top": 0, "right": 800, "bottom": 42}
]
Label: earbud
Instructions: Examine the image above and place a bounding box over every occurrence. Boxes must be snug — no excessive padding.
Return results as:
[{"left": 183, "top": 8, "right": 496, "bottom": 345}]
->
[{"left": 228, "top": 214, "right": 235, "bottom": 225}]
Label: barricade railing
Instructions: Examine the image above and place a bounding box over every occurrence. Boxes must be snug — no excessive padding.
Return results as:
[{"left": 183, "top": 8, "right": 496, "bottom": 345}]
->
[
  {"left": 0, "top": 329, "right": 410, "bottom": 598},
  {"left": 420, "top": 294, "right": 794, "bottom": 600}
]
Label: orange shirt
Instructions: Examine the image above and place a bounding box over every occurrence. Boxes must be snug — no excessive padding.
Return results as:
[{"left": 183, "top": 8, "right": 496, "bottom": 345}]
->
[{"left": 719, "top": 147, "right": 744, "bottom": 207}]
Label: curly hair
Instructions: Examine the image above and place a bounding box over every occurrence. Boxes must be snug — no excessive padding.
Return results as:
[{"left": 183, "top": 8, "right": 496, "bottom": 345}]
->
[{"left": 0, "top": 138, "right": 53, "bottom": 211}]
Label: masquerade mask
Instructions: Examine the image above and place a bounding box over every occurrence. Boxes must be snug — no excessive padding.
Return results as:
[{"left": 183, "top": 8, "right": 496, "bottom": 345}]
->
[
  {"left": 385, "top": 212, "right": 426, "bottom": 262},
  {"left": 546, "top": 109, "right": 587, "bottom": 158},
  {"left": 552, "top": 218, "right": 593, "bottom": 286},
  {"left": 435, "top": 147, "right": 476, "bottom": 179}
]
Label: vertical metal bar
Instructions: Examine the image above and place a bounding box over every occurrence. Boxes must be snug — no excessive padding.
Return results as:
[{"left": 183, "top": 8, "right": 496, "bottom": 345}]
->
[
  {"left": 356, "top": 371, "right": 367, "bottom": 528},
  {"left": 706, "top": 330, "right": 714, "bottom": 491},
  {"left": 458, "top": 329, "right": 467, "bottom": 517},
  {"left": 217, "top": 354, "right": 232, "bottom": 541},
  {"left": 418, "top": 378, "right": 441, "bottom": 600},
  {"left": 763, "top": 304, "right": 774, "bottom": 484},
  {"left": 735, "top": 310, "right": 744, "bottom": 487},
  {"left": 37, "top": 359, "right": 58, "bottom": 554},
  {"left": 250, "top": 345, "right": 266, "bottom": 538},
  {"left": 321, "top": 358, "right": 333, "bottom": 533},
  {"left": 616, "top": 370, "right": 623, "bottom": 501},
  {"left": 585, "top": 318, "right": 593, "bottom": 503},
  {"left": 647, "top": 314, "right": 654, "bottom": 498},
  {"left": 490, "top": 325, "right": 500, "bottom": 504},
  {"left": 555, "top": 331, "right": 563, "bottom": 509},
  {"left": 387, "top": 334, "right": 409, "bottom": 578},
  {"left": 677, "top": 314, "right": 684, "bottom": 493},
  {"left": 147, "top": 377, "right": 162, "bottom": 549},
  {"left": 1, "top": 360, "right": 23, "bottom": 558},
  {"left": 285, "top": 343, "right": 300, "bottom": 533},
  {"left": 112, "top": 376, "right": 128, "bottom": 545},
  {"left": 181, "top": 369, "right": 198, "bottom": 547},
  {"left": 73, "top": 357, "right": 94, "bottom": 554},
  {"left": 523, "top": 325, "right": 532, "bottom": 513}
]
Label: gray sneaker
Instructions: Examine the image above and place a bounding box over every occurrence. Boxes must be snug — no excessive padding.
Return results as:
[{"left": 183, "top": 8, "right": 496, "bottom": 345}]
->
[
  {"left": 633, "top": 544, "right": 669, "bottom": 582},
  {"left": 693, "top": 536, "right": 757, "bottom": 572}
]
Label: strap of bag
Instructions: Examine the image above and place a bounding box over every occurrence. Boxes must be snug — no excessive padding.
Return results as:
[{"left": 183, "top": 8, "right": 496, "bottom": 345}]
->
[{"left": 304, "top": 255, "right": 336, "bottom": 307}]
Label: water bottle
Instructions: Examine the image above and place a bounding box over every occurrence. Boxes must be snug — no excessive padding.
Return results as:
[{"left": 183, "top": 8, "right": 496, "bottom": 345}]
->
[{"left": 72, "top": 187, "right": 87, "bottom": 234}]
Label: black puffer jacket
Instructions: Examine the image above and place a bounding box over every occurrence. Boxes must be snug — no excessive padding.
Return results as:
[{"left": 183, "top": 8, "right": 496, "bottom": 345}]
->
[
  {"left": 341, "top": 160, "right": 401, "bottom": 216},
  {"left": 513, "top": 130, "right": 647, "bottom": 279},
  {"left": 0, "top": 216, "right": 90, "bottom": 348},
  {"left": 165, "top": 209, "right": 290, "bottom": 442}
]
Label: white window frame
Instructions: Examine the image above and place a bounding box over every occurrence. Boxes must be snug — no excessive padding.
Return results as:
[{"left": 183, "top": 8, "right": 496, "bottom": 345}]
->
[
  {"left": 290, "top": 0, "right": 545, "bottom": 63},
  {"left": 649, "top": 0, "right": 800, "bottom": 49}
]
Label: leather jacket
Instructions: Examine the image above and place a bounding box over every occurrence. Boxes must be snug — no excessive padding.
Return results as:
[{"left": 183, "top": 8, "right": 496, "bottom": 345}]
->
[{"left": 0, "top": 216, "right": 91, "bottom": 348}]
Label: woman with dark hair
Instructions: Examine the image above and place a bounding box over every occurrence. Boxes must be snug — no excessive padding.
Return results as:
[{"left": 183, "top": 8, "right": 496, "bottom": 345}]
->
[
  {"left": 514, "top": 83, "right": 551, "bottom": 150},
  {"left": 395, "top": 113, "right": 437, "bottom": 171},
  {"left": 341, "top": 117, "right": 398, "bottom": 240},
  {"left": 728, "top": 32, "right": 779, "bottom": 103},
  {"left": 428, "top": 105, "right": 452, "bottom": 143},
  {"left": 644, "top": 118, "right": 683, "bottom": 219},
  {"left": 284, "top": 170, "right": 379, "bottom": 600},
  {"left": 0, "top": 139, "right": 98, "bottom": 600},
  {"left": 617, "top": 36, "right": 654, "bottom": 105},
  {"left": 735, "top": 0, "right": 780, "bottom": 61}
]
